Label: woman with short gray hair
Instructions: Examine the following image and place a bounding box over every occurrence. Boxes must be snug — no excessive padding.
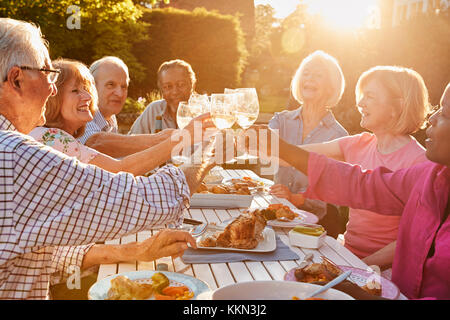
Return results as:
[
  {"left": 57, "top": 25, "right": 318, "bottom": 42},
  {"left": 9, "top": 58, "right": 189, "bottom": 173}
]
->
[{"left": 269, "top": 50, "right": 348, "bottom": 226}]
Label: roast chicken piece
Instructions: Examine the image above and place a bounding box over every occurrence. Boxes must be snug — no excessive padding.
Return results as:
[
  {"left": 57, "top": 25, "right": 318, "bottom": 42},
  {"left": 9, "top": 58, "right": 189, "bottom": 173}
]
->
[
  {"left": 107, "top": 276, "right": 154, "bottom": 300},
  {"left": 215, "top": 210, "right": 267, "bottom": 249}
]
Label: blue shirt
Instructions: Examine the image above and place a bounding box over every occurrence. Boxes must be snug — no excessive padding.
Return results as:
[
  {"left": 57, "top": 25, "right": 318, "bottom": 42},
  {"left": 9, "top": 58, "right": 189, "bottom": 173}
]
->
[
  {"left": 268, "top": 107, "right": 348, "bottom": 218},
  {"left": 77, "top": 110, "right": 118, "bottom": 144}
]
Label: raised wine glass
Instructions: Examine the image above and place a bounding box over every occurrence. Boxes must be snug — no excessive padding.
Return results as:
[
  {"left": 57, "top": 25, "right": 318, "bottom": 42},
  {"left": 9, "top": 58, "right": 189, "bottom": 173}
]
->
[
  {"left": 208, "top": 93, "right": 237, "bottom": 165},
  {"left": 224, "top": 88, "right": 260, "bottom": 161},
  {"left": 188, "top": 93, "right": 210, "bottom": 114},
  {"left": 210, "top": 93, "right": 236, "bottom": 130},
  {"left": 172, "top": 101, "right": 194, "bottom": 164}
]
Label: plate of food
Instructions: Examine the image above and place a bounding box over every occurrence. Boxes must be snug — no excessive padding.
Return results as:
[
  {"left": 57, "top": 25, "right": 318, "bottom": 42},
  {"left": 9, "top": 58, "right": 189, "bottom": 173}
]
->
[
  {"left": 261, "top": 204, "right": 319, "bottom": 227},
  {"left": 284, "top": 256, "right": 399, "bottom": 300},
  {"left": 202, "top": 171, "right": 223, "bottom": 185},
  {"left": 195, "top": 210, "right": 276, "bottom": 253},
  {"left": 190, "top": 182, "right": 254, "bottom": 208},
  {"left": 222, "top": 176, "right": 274, "bottom": 193},
  {"left": 210, "top": 280, "right": 354, "bottom": 300},
  {"left": 88, "top": 271, "right": 210, "bottom": 300}
]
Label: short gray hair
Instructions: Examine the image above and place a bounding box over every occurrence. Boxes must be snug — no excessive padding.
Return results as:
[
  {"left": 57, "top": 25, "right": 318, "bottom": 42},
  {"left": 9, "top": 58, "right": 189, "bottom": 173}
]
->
[
  {"left": 0, "top": 18, "right": 49, "bottom": 82},
  {"left": 291, "top": 50, "right": 345, "bottom": 108},
  {"left": 89, "top": 56, "right": 130, "bottom": 83},
  {"left": 157, "top": 59, "right": 196, "bottom": 89}
]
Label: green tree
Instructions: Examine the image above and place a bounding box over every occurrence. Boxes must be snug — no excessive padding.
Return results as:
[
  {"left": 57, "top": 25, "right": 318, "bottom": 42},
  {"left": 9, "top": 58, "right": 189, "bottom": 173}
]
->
[
  {"left": 132, "top": 7, "right": 248, "bottom": 96},
  {"left": 1, "top": 0, "right": 150, "bottom": 83},
  {"left": 251, "top": 4, "right": 278, "bottom": 59}
]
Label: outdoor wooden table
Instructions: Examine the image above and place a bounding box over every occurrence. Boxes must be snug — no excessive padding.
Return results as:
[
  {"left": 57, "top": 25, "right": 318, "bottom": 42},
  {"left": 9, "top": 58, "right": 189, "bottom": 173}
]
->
[{"left": 97, "top": 168, "right": 407, "bottom": 300}]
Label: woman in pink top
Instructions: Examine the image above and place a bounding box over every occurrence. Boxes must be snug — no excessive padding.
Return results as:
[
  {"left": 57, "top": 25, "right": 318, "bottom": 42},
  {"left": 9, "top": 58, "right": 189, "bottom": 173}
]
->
[
  {"left": 252, "top": 83, "right": 449, "bottom": 299},
  {"left": 298, "top": 66, "right": 430, "bottom": 270}
]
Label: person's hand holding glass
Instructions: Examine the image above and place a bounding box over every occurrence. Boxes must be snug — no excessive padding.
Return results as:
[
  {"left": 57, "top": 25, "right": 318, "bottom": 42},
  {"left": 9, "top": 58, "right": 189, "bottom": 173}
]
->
[
  {"left": 208, "top": 93, "right": 237, "bottom": 164},
  {"left": 173, "top": 97, "right": 210, "bottom": 164}
]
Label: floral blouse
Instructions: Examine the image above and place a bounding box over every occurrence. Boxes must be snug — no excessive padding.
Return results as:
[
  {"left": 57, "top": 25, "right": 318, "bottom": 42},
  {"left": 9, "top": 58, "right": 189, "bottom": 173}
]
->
[{"left": 29, "top": 127, "right": 99, "bottom": 163}]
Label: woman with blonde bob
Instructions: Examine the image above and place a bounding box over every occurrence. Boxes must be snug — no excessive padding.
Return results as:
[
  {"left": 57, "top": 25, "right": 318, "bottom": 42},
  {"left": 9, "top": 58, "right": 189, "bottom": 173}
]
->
[
  {"left": 30, "top": 58, "right": 206, "bottom": 175},
  {"left": 299, "top": 65, "right": 430, "bottom": 269},
  {"left": 269, "top": 50, "right": 348, "bottom": 223}
]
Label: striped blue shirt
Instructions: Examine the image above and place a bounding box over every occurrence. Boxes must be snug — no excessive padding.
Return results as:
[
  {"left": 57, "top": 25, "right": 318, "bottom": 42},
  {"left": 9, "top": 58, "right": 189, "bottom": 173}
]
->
[
  {"left": 77, "top": 110, "right": 118, "bottom": 144},
  {"left": 269, "top": 107, "right": 348, "bottom": 219}
]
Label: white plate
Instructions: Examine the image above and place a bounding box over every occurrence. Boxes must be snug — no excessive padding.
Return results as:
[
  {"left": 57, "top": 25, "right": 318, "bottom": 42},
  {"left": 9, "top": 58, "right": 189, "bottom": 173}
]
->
[
  {"left": 266, "top": 208, "right": 319, "bottom": 227},
  {"left": 88, "top": 270, "right": 210, "bottom": 300},
  {"left": 211, "top": 280, "right": 354, "bottom": 300},
  {"left": 222, "top": 176, "right": 274, "bottom": 188},
  {"left": 202, "top": 174, "right": 223, "bottom": 185},
  {"left": 190, "top": 193, "right": 253, "bottom": 208},
  {"left": 196, "top": 227, "right": 276, "bottom": 253}
]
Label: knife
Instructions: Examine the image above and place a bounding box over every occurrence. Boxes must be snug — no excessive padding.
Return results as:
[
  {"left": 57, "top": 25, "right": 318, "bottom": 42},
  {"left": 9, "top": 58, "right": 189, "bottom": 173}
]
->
[
  {"left": 183, "top": 218, "right": 204, "bottom": 225},
  {"left": 298, "top": 253, "right": 314, "bottom": 269}
]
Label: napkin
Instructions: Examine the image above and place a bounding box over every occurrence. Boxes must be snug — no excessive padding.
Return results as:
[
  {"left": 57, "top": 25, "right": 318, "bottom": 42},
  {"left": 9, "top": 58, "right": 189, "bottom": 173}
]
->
[{"left": 181, "top": 235, "right": 299, "bottom": 264}]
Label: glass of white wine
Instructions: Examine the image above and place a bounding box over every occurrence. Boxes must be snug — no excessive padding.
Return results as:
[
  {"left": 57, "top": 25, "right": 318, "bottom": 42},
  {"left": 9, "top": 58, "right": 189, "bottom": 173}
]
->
[
  {"left": 208, "top": 93, "right": 237, "bottom": 164},
  {"left": 224, "top": 88, "right": 260, "bottom": 161},
  {"left": 210, "top": 93, "right": 236, "bottom": 130},
  {"left": 189, "top": 93, "right": 210, "bottom": 114},
  {"left": 176, "top": 101, "right": 194, "bottom": 129},
  {"left": 173, "top": 101, "right": 194, "bottom": 165}
]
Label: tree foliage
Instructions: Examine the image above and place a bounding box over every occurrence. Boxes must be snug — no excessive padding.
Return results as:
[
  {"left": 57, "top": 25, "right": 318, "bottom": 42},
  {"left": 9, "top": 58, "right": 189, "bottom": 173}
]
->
[
  {"left": 1, "top": 0, "right": 149, "bottom": 82},
  {"left": 131, "top": 7, "right": 248, "bottom": 97}
]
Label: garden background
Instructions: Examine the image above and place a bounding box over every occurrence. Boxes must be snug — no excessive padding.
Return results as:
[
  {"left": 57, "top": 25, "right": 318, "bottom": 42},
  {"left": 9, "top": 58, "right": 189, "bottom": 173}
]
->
[{"left": 2, "top": 0, "right": 449, "bottom": 143}]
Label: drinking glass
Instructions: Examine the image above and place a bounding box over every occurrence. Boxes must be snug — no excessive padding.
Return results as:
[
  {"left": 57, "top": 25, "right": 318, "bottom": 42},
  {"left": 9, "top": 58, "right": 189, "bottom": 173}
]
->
[
  {"left": 224, "top": 88, "right": 260, "bottom": 161},
  {"left": 188, "top": 93, "right": 210, "bottom": 114},
  {"left": 172, "top": 101, "right": 193, "bottom": 164},
  {"left": 210, "top": 93, "right": 236, "bottom": 130}
]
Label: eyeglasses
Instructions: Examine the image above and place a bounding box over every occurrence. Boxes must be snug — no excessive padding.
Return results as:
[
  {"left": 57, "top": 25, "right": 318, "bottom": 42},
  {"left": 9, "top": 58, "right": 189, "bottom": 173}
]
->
[
  {"left": 19, "top": 66, "right": 61, "bottom": 83},
  {"left": 160, "top": 81, "right": 190, "bottom": 93}
]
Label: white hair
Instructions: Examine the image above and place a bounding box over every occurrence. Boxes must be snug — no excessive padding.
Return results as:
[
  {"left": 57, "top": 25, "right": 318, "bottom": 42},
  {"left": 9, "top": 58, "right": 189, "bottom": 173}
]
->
[
  {"left": 0, "top": 18, "right": 49, "bottom": 82},
  {"left": 291, "top": 50, "right": 345, "bottom": 108},
  {"left": 89, "top": 56, "right": 130, "bottom": 83}
]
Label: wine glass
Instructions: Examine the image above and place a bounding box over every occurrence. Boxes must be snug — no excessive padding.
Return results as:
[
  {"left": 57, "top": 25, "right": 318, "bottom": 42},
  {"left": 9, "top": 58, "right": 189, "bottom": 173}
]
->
[
  {"left": 224, "top": 88, "right": 260, "bottom": 161},
  {"left": 189, "top": 93, "right": 210, "bottom": 114},
  {"left": 210, "top": 93, "right": 236, "bottom": 130},
  {"left": 187, "top": 93, "right": 212, "bottom": 163},
  {"left": 173, "top": 101, "right": 194, "bottom": 164},
  {"left": 208, "top": 93, "right": 237, "bottom": 164},
  {"left": 176, "top": 101, "right": 193, "bottom": 129}
]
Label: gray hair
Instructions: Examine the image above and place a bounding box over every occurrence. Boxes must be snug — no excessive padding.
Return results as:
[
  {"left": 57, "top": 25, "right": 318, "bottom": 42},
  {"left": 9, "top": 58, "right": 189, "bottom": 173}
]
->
[
  {"left": 291, "top": 50, "right": 345, "bottom": 108},
  {"left": 157, "top": 59, "right": 196, "bottom": 89},
  {"left": 89, "top": 56, "right": 130, "bottom": 83},
  {"left": 0, "top": 18, "right": 49, "bottom": 82}
]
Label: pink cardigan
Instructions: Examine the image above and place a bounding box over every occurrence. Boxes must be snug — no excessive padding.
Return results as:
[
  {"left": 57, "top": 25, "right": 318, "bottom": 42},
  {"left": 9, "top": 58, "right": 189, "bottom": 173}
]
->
[{"left": 304, "top": 153, "right": 450, "bottom": 300}]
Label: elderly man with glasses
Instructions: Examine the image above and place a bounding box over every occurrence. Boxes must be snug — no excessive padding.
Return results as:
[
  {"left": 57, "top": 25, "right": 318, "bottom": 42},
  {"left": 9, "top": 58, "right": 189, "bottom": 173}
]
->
[{"left": 0, "top": 18, "right": 225, "bottom": 300}]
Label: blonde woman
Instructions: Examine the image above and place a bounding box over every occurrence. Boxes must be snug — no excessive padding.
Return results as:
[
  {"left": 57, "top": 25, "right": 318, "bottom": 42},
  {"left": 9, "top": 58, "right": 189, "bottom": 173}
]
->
[
  {"left": 269, "top": 50, "right": 348, "bottom": 223},
  {"left": 299, "top": 66, "right": 430, "bottom": 269}
]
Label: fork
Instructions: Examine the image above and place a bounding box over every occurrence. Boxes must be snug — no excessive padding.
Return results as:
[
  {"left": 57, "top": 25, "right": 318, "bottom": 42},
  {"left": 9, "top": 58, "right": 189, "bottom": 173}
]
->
[{"left": 189, "top": 223, "right": 225, "bottom": 237}]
